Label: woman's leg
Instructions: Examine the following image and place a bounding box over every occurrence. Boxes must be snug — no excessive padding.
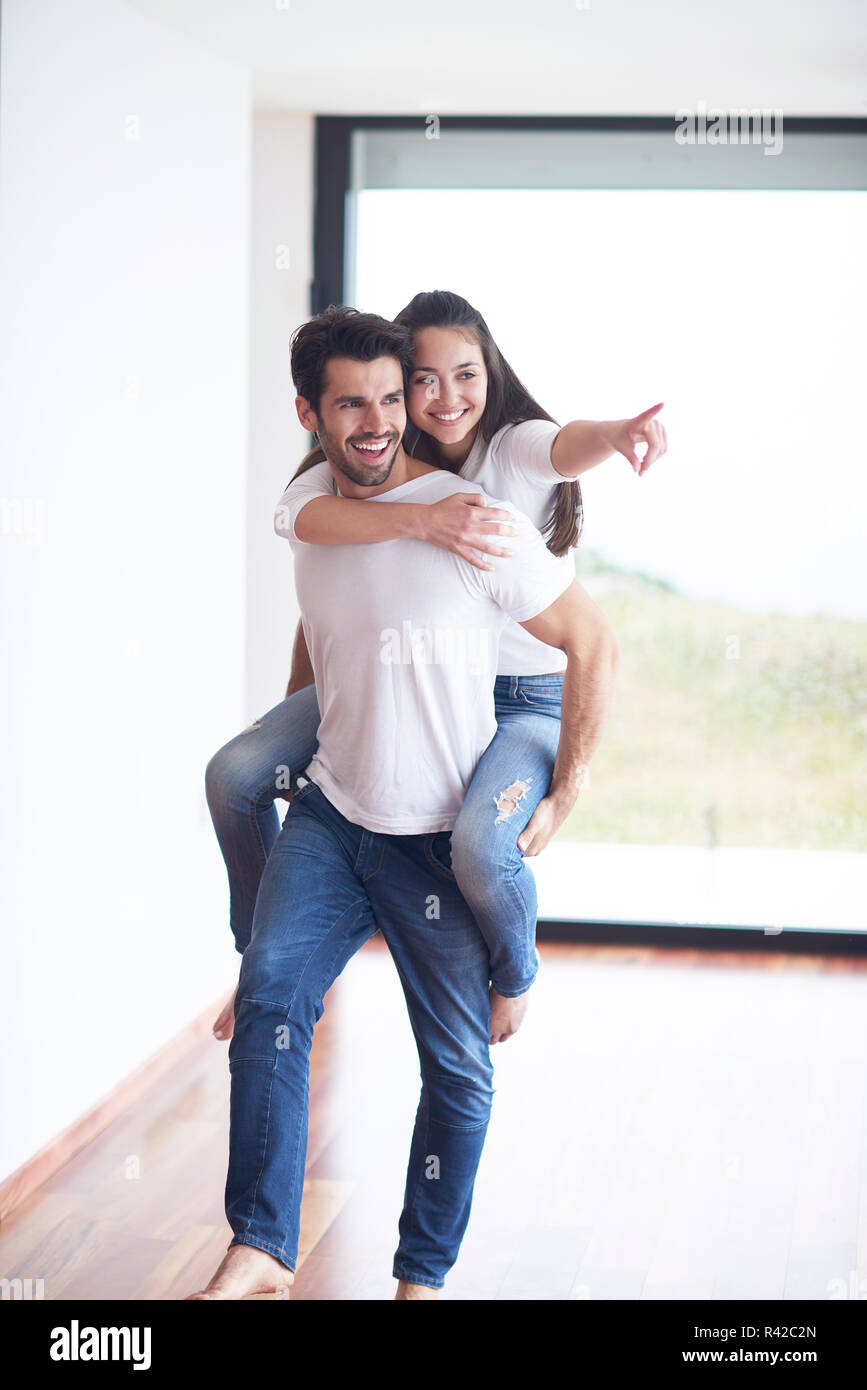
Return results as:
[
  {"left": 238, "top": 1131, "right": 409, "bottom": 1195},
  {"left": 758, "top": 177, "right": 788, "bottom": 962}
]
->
[
  {"left": 449, "top": 674, "right": 563, "bottom": 1015},
  {"left": 204, "top": 683, "right": 321, "bottom": 957}
]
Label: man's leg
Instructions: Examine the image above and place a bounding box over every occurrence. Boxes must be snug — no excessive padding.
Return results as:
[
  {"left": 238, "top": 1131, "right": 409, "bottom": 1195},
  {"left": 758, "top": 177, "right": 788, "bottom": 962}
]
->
[
  {"left": 364, "top": 831, "right": 495, "bottom": 1297},
  {"left": 189, "top": 776, "right": 376, "bottom": 1299}
]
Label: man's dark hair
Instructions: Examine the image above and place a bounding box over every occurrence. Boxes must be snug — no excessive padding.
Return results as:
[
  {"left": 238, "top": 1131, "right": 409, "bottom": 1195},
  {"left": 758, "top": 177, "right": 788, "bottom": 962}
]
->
[{"left": 290, "top": 304, "right": 414, "bottom": 415}]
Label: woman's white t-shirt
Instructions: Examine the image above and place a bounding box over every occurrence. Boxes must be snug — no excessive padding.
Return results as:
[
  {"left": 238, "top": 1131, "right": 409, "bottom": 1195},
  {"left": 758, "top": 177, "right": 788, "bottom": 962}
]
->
[
  {"left": 275, "top": 418, "right": 573, "bottom": 677},
  {"left": 455, "top": 419, "right": 571, "bottom": 675}
]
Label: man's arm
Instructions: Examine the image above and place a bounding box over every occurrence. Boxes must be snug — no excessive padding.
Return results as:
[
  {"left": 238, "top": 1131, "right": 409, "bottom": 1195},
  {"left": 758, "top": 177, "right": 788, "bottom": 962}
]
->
[
  {"left": 515, "top": 579, "right": 620, "bottom": 855},
  {"left": 285, "top": 618, "right": 315, "bottom": 698}
]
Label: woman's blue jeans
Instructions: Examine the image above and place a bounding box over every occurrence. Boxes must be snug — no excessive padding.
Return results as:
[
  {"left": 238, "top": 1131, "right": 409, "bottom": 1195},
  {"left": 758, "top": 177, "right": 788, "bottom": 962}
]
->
[
  {"left": 205, "top": 673, "right": 564, "bottom": 996},
  {"left": 226, "top": 770, "right": 495, "bottom": 1288}
]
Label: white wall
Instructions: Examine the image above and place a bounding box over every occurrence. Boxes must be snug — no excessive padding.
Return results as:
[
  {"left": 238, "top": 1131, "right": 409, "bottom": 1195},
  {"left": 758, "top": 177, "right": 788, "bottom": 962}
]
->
[
  {"left": 245, "top": 114, "right": 314, "bottom": 716},
  {"left": 0, "top": 0, "right": 252, "bottom": 1178}
]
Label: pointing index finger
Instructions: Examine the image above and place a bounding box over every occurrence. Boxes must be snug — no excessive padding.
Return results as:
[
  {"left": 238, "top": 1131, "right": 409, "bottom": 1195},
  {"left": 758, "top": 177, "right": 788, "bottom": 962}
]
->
[{"left": 633, "top": 401, "right": 665, "bottom": 424}]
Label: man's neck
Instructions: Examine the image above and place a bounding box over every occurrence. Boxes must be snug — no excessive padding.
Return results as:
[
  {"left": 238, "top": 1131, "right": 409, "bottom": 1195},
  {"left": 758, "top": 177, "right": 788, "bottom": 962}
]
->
[{"left": 332, "top": 446, "right": 438, "bottom": 499}]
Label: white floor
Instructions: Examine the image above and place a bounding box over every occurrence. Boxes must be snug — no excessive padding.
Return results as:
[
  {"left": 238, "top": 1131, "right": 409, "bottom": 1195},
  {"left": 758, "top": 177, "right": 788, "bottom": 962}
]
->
[{"left": 532, "top": 841, "right": 867, "bottom": 934}]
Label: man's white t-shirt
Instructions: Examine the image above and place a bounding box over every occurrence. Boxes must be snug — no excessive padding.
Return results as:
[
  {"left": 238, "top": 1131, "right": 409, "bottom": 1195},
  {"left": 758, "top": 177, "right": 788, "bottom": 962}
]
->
[
  {"left": 276, "top": 466, "right": 573, "bottom": 834},
  {"left": 276, "top": 418, "right": 574, "bottom": 677}
]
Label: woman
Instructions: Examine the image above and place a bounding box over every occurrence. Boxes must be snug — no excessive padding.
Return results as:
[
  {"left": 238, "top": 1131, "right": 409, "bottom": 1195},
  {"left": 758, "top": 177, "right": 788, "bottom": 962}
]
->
[{"left": 207, "top": 290, "right": 666, "bottom": 1044}]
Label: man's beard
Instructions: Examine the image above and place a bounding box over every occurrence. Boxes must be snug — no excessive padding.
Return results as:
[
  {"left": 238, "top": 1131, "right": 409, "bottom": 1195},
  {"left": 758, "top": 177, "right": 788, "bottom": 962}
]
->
[{"left": 318, "top": 427, "right": 401, "bottom": 488}]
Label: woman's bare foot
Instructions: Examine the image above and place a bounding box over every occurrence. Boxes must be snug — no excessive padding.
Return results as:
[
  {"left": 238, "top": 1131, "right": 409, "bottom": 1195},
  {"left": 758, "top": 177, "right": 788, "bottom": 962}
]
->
[
  {"left": 395, "top": 1280, "right": 441, "bottom": 1299},
  {"left": 213, "top": 987, "right": 237, "bottom": 1041},
  {"left": 185, "top": 1244, "right": 294, "bottom": 1300},
  {"left": 488, "top": 985, "right": 531, "bottom": 1044}
]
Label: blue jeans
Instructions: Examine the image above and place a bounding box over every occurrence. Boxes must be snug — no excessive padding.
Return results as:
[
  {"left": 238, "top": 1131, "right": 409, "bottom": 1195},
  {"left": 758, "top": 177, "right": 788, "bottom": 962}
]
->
[
  {"left": 206, "top": 673, "right": 564, "bottom": 995},
  {"left": 226, "top": 770, "right": 494, "bottom": 1289}
]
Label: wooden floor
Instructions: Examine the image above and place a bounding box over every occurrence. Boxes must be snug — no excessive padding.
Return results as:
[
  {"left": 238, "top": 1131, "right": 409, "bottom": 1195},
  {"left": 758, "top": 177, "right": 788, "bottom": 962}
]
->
[{"left": 2, "top": 938, "right": 865, "bottom": 1300}]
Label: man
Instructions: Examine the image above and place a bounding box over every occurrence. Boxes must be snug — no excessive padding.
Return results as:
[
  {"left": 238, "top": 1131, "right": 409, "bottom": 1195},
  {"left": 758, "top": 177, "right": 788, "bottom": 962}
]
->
[{"left": 189, "top": 307, "right": 619, "bottom": 1301}]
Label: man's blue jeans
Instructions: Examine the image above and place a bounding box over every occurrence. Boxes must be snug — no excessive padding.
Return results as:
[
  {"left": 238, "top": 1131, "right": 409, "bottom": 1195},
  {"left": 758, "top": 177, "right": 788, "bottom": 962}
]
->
[
  {"left": 207, "top": 673, "right": 564, "bottom": 996},
  {"left": 225, "top": 770, "right": 495, "bottom": 1291}
]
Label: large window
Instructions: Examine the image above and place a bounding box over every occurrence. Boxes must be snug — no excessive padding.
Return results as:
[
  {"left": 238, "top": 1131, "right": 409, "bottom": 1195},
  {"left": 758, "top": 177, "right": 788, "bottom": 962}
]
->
[{"left": 317, "top": 118, "right": 867, "bottom": 937}]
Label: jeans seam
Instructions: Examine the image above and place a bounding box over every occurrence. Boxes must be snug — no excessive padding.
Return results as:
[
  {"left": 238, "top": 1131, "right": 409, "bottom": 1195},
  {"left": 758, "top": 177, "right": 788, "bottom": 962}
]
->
[
  {"left": 488, "top": 971, "right": 537, "bottom": 999},
  {"left": 454, "top": 841, "right": 534, "bottom": 997},
  {"left": 238, "top": 1062, "right": 278, "bottom": 1249},
  {"left": 360, "top": 837, "right": 386, "bottom": 883},
  {"left": 245, "top": 770, "right": 285, "bottom": 875},
  {"left": 423, "top": 1117, "right": 490, "bottom": 1132},
  {"left": 235, "top": 900, "right": 369, "bottom": 1256},
  {"left": 392, "top": 1270, "right": 444, "bottom": 1290},
  {"left": 228, "top": 769, "right": 285, "bottom": 951},
  {"left": 401, "top": 1090, "right": 430, "bottom": 1254},
  {"left": 229, "top": 1233, "right": 296, "bottom": 1273}
]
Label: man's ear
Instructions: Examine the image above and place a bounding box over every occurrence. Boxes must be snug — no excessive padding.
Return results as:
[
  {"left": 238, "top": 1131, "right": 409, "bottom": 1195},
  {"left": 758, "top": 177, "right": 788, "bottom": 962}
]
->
[{"left": 295, "top": 395, "right": 318, "bottom": 433}]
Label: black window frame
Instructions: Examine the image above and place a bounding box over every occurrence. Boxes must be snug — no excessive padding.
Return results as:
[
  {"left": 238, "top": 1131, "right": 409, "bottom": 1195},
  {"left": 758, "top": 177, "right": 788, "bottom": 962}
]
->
[{"left": 310, "top": 113, "right": 867, "bottom": 955}]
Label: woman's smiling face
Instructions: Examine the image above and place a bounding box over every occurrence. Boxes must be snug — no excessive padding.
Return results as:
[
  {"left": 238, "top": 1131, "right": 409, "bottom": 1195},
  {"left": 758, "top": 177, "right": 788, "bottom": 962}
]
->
[{"left": 407, "top": 326, "right": 488, "bottom": 448}]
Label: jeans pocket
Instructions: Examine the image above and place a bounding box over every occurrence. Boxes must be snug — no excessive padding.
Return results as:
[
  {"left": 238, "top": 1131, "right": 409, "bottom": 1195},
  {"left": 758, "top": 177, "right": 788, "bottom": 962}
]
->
[
  {"left": 517, "top": 686, "right": 563, "bottom": 710},
  {"left": 423, "top": 831, "right": 456, "bottom": 879},
  {"left": 290, "top": 771, "right": 318, "bottom": 803}
]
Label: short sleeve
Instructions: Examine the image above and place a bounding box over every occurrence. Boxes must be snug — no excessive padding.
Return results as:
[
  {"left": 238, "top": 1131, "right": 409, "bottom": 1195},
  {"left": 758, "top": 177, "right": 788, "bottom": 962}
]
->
[
  {"left": 488, "top": 419, "right": 564, "bottom": 488},
  {"left": 274, "top": 460, "right": 337, "bottom": 545},
  {"left": 473, "top": 499, "right": 574, "bottom": 622}
]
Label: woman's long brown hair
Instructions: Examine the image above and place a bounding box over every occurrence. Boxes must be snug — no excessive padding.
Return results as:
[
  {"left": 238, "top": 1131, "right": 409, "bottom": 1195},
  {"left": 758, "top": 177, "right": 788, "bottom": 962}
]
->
[{"left": 395, "top": 290, "right": 583, "bottom": 556}]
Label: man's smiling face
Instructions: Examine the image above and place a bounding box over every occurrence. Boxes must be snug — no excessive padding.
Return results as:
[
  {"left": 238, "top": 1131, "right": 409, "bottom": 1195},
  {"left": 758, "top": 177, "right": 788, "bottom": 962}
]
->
[{"left": 297, "top": 355, "right": 407, "bottom": 489}]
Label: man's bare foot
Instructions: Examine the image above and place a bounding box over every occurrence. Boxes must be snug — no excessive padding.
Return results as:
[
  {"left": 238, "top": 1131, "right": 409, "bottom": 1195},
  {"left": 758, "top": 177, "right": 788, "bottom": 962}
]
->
[
  {"left": 185, "top": 1243, "right": 294, "bottom": 1300},
  {"left": 488, "top": 985, "right": 531, "bottom": 1045},
  {"left": 395, "top": 1280, "right": 441, "bottom": 1299},
  {"left": 213, "top": 987, "right": 236, "bottom": 1041}
]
